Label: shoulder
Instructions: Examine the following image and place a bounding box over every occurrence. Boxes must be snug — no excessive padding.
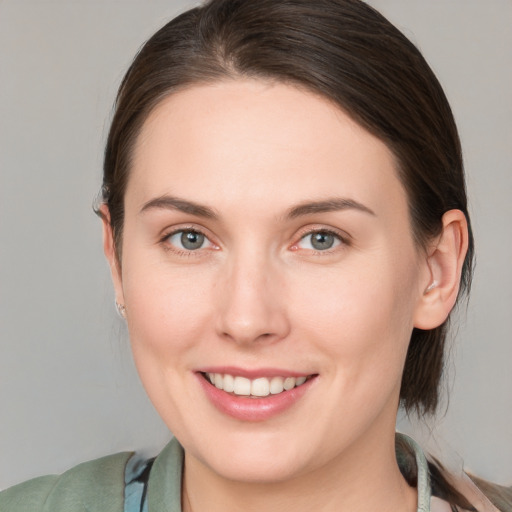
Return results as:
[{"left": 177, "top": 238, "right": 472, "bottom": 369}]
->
[{"left": 0, "top": 451, "right": 132, "bottom": 512}]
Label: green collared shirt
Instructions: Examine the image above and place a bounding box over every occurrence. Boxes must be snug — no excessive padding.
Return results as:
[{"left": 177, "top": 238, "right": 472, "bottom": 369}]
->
[{"left": 0, "top": 434, "right": 433, "bottom": 512}]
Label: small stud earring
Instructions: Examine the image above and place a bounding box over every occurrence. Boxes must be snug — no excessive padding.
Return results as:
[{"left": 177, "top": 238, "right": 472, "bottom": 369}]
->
[
  {"left": 424, "top": 280, "right": 438, "bottom": 294},
  {"left": 115, "top": 300, "right": 126, "bottom": 318}
]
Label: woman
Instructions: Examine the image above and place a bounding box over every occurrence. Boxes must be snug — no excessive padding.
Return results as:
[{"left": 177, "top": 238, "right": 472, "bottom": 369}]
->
[{"left": 1, "top": 0, "right": 510, "bottom": 511}]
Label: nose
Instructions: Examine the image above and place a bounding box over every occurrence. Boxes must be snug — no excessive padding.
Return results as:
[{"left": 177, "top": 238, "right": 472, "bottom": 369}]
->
[{"left": 214, "top": 251, "right": 291, "bottom": 346}]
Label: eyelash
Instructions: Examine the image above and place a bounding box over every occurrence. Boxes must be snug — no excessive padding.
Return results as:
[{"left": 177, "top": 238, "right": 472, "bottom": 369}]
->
[{"left": 159, "top": 226, "right": 349, "bottom": 256}]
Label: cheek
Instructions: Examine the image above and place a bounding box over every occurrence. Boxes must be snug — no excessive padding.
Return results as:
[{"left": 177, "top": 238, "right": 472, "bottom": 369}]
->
[
  {"left": 121, "top": 251, "right": 215, "bottom": 361},
  {"left": 292, "top": 251, "right": 419, "bottom": 382},
  {"left": 120, "top": 255, "right": 219, "bottom": 428}
]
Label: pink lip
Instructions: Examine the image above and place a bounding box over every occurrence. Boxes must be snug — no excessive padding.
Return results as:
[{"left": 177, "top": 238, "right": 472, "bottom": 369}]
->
[
  {"left": 196, "top": 366, "right": 311, "bottom": 379},
  {"left": 196, "top": 371, "right": 317, "bottom": 422}
]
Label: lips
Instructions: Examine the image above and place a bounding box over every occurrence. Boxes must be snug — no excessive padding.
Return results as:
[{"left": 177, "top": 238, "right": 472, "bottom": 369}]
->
[{"left": 196, "top": 368, "right": 317, "bottom": 421}]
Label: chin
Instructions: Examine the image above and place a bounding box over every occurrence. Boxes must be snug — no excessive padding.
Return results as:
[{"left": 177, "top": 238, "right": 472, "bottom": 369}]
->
[
  {"left": 208, "top": 453, "right": 310, "bottom": 484},
  {"left": 184, "top": 427, "right": 319, "bottom": 484}
]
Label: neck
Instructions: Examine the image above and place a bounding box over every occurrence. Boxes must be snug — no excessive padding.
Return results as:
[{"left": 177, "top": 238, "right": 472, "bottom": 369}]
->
[{"left": 181, "top": 429, "right": 417, "bottom": 512}]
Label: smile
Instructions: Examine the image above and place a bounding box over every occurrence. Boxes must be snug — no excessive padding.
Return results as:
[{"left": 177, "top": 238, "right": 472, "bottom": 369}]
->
[
  {"left": 204, "top": 373, "right": 310, "bottom": 397},
  {"left": 197, "top": 370, "right": 317, "bottom": 421}
]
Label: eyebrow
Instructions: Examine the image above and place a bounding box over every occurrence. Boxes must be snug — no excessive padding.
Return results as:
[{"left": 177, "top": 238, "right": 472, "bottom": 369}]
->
[
  {"left": 139, "top": 195, "right": 218, "bottom": 219},
  {"left": 285, "top": 198, "right": 376, "bottom": 219},
  {"left": 139, "top": 195, "right": 375, "bottom": 220}
]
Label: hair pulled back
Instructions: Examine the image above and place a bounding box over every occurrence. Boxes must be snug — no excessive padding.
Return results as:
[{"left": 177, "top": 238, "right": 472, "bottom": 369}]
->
[{"left": 101, "top": 0, "right": 474, "bottom": 418}]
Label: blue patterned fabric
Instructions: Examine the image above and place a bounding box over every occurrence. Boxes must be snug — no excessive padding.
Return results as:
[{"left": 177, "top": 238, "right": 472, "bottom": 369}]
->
[{"left": 124, "top": 454, "right": 154, "bottom": 512}]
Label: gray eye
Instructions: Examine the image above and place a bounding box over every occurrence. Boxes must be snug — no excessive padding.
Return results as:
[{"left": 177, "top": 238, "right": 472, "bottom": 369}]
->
[
  {"left": 297, "top": 231, "right": 341, "bottom": 251},
  {"left": 180, "top": 231, "right": 205, "bottom": 250},
  {"left": 310, "top": 232, "right": 335, "bottom": 250},
  {"left": 168, "top": 230, "right": 209, "bottom": 251}
]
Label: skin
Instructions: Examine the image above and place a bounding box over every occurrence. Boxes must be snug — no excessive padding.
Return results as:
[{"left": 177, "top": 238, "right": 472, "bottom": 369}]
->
[{"left": 102, "top": 79, "right": 468, "bottom": 512}]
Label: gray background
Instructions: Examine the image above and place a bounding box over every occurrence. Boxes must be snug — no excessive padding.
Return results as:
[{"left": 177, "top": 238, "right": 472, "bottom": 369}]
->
[{"left": 1, "top": 0, "right": 510, "bottom": 490}]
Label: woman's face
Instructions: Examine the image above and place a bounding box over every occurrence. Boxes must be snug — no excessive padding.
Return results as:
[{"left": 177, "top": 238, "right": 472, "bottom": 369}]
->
[{"left": 111, "top": 79, "right": 431, "bottom": 482}]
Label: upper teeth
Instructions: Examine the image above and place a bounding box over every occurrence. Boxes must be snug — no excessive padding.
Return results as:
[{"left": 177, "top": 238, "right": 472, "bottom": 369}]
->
[{"left": 207, "top": 373, "right": 308, "bottom": 397}]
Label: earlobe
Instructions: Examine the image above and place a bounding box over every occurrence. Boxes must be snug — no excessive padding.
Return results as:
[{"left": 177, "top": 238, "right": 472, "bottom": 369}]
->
[
  {"left": 413, "top": 209, "right": 469, "bottom": 330},
  {"left": 99, "top": 205, "right": 125, "bottom": 308}
]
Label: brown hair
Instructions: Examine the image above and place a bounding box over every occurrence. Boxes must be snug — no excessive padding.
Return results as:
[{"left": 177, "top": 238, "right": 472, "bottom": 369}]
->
[{"left": 97, "top": 1, "right": 507, "bottom": 508}]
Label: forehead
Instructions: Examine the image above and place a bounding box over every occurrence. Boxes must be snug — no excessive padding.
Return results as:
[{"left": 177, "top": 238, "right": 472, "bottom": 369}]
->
[{"left": 128, "top": 79, "right": 407, "bottom": 219}]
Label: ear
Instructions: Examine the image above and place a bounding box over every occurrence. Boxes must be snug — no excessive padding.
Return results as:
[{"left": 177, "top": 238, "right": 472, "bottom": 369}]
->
[
  {"left": 413, "top": 209, "right": 469, "bottom": 330},
  {"left": 99, "top": 205, "right": 125, "bottom": 308}
]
